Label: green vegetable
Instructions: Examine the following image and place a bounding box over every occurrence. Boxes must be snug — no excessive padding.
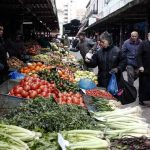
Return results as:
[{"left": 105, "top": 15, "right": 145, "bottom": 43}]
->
[
  {"left": 0, "top": 124, "right": 41, "bottom": 142},
  {"left": 0, "top": 132, "right": 29, "bottom": 150},
  {"left": 2, "top": 97, "right": 99, "bottom": 133}
]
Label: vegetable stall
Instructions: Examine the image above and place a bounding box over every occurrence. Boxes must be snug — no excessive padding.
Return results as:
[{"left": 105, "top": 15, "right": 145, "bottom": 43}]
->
[{"left": 0, "top": 41, "right": 149, "bottom": 150}]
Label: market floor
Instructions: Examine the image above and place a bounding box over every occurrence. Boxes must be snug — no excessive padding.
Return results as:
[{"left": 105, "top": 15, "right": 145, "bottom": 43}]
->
[{"left": 71, "top": 51, "right": 150, "bottom": 123}]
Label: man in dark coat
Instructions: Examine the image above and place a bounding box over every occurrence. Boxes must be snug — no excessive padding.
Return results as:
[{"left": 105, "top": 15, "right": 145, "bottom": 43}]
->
[
  {"left": 85, "top": 31, "right": 126, "bottom": 88},
  {"left": 0, "top": 24, "right": 9, "bottom": 83},
  {"left": 137, "top": 33, "right": 150, "bottom": 105},
  {"left": 122, "top": 31, "right": 142, "bottom": 85}
]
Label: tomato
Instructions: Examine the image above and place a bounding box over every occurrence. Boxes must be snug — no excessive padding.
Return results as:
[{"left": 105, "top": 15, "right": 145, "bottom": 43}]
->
[
  {"left": 13, "top": 86, "right": 23, "bottom": 94},
  {"left": 23, "top": 85, "right": 31, "bottom": 91},
  {"left": 21, "top": 90, "right": 28, "bottom": 98},
  {"left": 31, "top": 83, "right": 39, "bottom": 90},
  {"left": 40, "top": 92, "right": 47, "bottom": 97},
  {"left": 39, "top": 85, "right": 46, "bottom": 89},
  {"left": 36, "top": 89, "right": 42, "bottom": 94},
  {"left": 72, "top": 97, "right": 79, "bottom": 105},
  {"left": 29, "top": 90, "right": 37, "bottom": 99},
  {"left": 20, "top": 80, "right": 25, "bottom": 86}
]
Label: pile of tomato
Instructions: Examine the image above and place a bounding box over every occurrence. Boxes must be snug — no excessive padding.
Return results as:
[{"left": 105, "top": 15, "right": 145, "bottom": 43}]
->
[
  {"left": 9, "top": 77, "right": 59, "bottom": 99},
  {"left": 57, "top": 92, "right": 85, "bottom": 107},
  {"left": 86, "top": 89, "right": 115, "bottom": 100}
]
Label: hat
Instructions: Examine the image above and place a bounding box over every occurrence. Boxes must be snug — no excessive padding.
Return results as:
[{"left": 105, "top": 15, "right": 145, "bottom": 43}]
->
[{"left": 99, "top": 31, "right": 113, "bottom": 45}]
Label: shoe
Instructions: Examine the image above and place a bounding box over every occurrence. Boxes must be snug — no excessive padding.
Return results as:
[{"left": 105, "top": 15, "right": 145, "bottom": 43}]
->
[{"left": 139, "top": 101, "right": 145, "bottom": 106}]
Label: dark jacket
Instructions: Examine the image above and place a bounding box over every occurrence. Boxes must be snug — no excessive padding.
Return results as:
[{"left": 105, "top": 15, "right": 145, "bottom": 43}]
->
[
  {"left": 122, "top": 38, "right": 142, "bottom": 67},
  {"left": 137, "top": 40, "right": 150, "bottom": 74},
  {"left": 87, "top": 45, "right": 126, "bottom": 88},
  {"left": 0, "top": 38, "right": 8, "bottom": 72},
  {"left": 76, "top": 38, "right": 95, "bottom": 59}
]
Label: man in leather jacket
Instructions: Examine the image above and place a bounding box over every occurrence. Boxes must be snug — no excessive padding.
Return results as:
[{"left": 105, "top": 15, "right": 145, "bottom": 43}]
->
[{"left": 85, "top": 31, "right": 126, "bottom": 88}]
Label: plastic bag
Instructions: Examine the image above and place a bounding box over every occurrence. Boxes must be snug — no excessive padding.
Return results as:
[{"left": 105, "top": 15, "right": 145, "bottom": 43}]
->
[
  {"left": 9, "top": 71, "right": 25, "bottom": 80},
  {"left": 107, "top": 73, "right": 118, "bottom": 95},
  {"left": 79, "top": 78, "right": 96, "bottom": 90}
]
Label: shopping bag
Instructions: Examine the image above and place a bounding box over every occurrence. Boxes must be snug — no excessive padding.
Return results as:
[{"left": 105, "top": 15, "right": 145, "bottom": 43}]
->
[
  {"left": 115, "top": 75, "right": 137, "bottom": 105},
  {"left": 9, "top": 71, "right": 25, "bottom": 80},
  {"left": 107, "top": 73, "right": 118, "bottom": 95}
]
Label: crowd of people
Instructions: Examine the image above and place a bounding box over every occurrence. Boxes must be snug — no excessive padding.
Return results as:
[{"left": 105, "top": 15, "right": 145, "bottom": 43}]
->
[{"left": 71, "top": 31, "right": 150, "bottom": 106}]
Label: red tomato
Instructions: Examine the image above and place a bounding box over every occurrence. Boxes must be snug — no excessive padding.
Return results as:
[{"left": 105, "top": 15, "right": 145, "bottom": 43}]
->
[
  {"left": 13, "top": 86, "right": 23, "bottom": 94},
  {"left": 21, "top": 90, "right": 28, "bottom": 98},
  {"left": 23, "top": 85, "right": 31, "bottom": 91},
  {"left": 39, "top": 85, "right": 47, "bottom": 90},
  {"left": 72, "top": 97, "right": 79, "bottom": 105},
  {"left": 30, "top": 83, "right": 39, "bottom": 90},
  {"left": 36, "top": 89, "right": 42, "bottom": 94},
  {"left": 29, "top": 90, "right": 37, "bottom": 99},
  {"left": 40, "top": 92, "right": 47, "bottom": 97},
  {"left": 10, "top": 89, "right": 14, "bottom": 95},
  {"left": 41, "top": 87, "right": 48, "bottom": 93}
]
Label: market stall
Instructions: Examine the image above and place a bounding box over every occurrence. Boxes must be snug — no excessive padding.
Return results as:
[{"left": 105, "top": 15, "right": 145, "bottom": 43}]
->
[{"left": 0, "top": 41, "right": 150, "bottom": 150}]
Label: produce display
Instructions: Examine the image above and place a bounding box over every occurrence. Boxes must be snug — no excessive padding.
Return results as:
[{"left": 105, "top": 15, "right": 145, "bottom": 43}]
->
[
  {"left": 57, "top": 68, "right": 75, "bottom": 83},
  {"left": 32, "top": 54, "right": 50, "bottom": 64},
  {"left": 20, "top": 62, "right": 52, "bottom": 75},
  {"left": 25, "top": 41, "right": 41, "bottom": 56},
  {"left": 38, "top": 70, "right": 79, "bottom": 92},
  {"left": 60, "top": 130, "right": 109, "bottom": 150},
  {"left": 7, "top": 56, "right": 24, "bottom": 69},
  {"left": 86, "top": 88, "right": 115, "bottom": 100},
  {"left": 1, "top": 39, "right": 150, "bottom": 150},
  {"left": 75, "top": 70, "right": 98, "bottom": 83},
  {"left": 57, "top": 92, "right": 85, "bottom": 107},
  {"left": 9, "top": 76, "right": 59, "bottom": 99},
  {"left": 0, "top": 124, "right": 41, "bottom": 150},
  {"left": 2, "top": 97, "right": 99, "bottom": 132}
]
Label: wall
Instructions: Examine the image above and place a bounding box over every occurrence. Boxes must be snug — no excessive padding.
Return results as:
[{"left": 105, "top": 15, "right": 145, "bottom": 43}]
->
[{"left": 98, "top": 0, "right": 134, "bottom": 19}]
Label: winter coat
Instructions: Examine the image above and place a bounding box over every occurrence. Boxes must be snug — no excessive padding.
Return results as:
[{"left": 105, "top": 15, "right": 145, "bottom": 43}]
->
[
  {"left": 122, "top": 39, "right": 142, "bottom": 67},
  {"left": 0, "top": 38, "right": 8, "bottom": 72},
  {"left": 76, "top": 38, "right": 95, "bottom": 59},
  {"left": 137, "top": 40, "right": 150, "bottom": 101},
  {"left": 87, "top": 45, "right": 126, "bottom": 88}
]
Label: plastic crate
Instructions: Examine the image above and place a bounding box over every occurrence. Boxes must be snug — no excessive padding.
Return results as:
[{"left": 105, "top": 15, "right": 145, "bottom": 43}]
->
[{"left": 0, "top": 80, "right": 25, "bottom": 110}]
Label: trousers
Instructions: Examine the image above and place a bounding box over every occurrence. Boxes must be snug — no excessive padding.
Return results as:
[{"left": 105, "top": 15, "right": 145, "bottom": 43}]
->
[{"left": 126, "top": 65, "right": 138, "bottom": 85}]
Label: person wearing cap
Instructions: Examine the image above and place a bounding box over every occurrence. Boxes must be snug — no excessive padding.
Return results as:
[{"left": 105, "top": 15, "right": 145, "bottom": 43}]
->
[
  {"left": 137, "top": 33, "right": 150, "bottom": 105},
  {"left": 122, "top": 31, "right": 142, "bottom": 85},
  {"left": 85, "top": 31, "right": 126, "bottom": 88}
]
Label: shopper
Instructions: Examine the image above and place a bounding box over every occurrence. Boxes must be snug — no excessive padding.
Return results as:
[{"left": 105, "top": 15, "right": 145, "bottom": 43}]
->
[
  {"left": 85, "top": 31, "right": 126, "bottom": 88},
  {"left": 137, "top": 33, "right": 150, "bottom": 105},
  {"left": 76, "top": 32, "right": 95, "bottom": 70},
  {"left": 63, "top": 34, "right": 70, "bottom": 47},
  {"left": 0, "top": 23, "right": 9, "bottom": 83},
  {"left": 6, "top": 33, "right": 26, "bottom": 60},
  {"left": 122, "top": 31, "right": 142, "bottom": 85}
]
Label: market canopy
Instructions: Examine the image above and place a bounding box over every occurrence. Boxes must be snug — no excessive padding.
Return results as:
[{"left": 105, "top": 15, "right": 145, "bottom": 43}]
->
[
  {"left": 0, "top": 0, "right": 59, "bottom": 31},
  {"left": 85, "top": 0, "right": 150, "bottom": 31}
]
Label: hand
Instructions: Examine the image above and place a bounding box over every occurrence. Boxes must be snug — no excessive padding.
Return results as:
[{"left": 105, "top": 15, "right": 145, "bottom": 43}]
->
[
  {"left": 110, "top": 68, "right": 118, "bottom": 74},
  {"left": 139, "top": 66, "right": 144, "bottom": 72}
]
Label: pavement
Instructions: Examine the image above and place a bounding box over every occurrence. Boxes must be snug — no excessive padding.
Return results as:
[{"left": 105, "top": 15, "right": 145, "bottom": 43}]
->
[{"left": 71, "top": 51, "right": 150, "bottom": 123}]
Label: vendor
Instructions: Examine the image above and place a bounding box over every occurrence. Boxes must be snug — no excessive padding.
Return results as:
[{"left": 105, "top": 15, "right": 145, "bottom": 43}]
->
[
  {"left": 0, "top": 23, "right": 9, "bottom": 83},
  {"left": 6, "top": 32, "right": 26, "bottom": 60},
  {"left": 85, "top": 31, "right": 126, "bottom": 88}
]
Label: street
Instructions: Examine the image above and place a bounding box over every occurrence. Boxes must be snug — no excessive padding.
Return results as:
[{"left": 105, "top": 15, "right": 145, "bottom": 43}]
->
[{"left": 71, "top": 51, "right": 150, "bottom": 123}]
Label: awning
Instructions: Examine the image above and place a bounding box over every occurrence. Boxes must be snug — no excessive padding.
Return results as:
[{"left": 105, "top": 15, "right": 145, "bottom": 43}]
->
[
  {"left": 0, "top": 0, "right": 59, "bottom": 31},
  {"left": 85, "top": 0, "right": 150, "bottom": 31}
]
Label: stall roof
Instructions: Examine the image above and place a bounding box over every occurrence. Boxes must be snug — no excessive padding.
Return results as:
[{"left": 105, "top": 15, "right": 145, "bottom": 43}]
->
[
  {"left": 0, "top": 0, "right": 59, "bottom": 31},
  {"left": 85, "top": 0, "right": 150, "bottom": 31}
]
